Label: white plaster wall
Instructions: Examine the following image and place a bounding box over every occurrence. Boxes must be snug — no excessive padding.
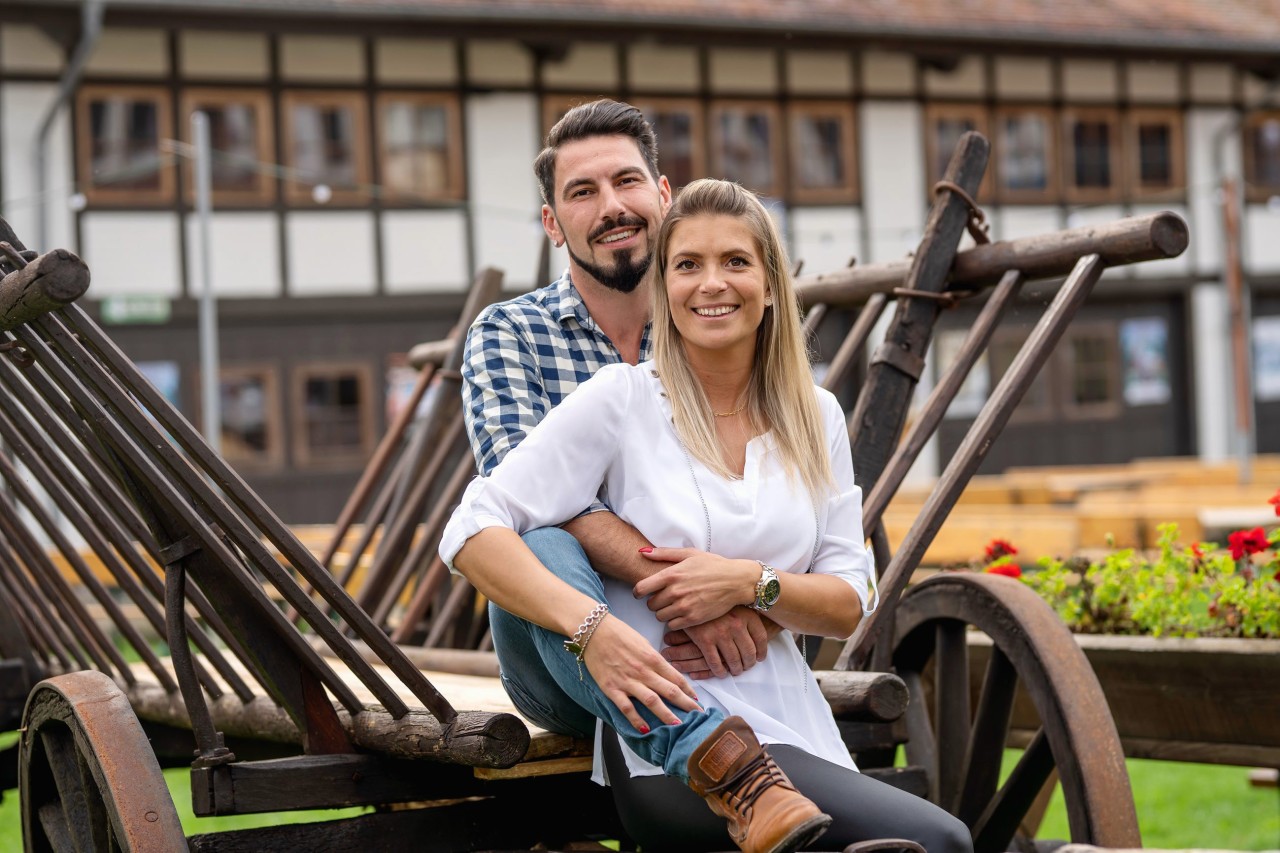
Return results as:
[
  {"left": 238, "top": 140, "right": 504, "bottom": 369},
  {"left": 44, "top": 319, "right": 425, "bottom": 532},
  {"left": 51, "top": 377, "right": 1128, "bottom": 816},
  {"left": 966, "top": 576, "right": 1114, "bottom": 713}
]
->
[
  {"left": 923, "top": 57, "right": 984, "bottom": 98},
  {"left": 285, "top": 212, "right": 377, "bottom": 295},
  {"left": 709, "top": 48, "right": 777, "bottom": 94},
  {"left": 785, "top": 51, "right": 852, "bottom": 95},
  {"left": 1191, "top": 282, "right": 1232, "bottom": 461},
  {"left": 1189, "top": 65, "right": 1233, "bottom": 104},
  {"left": 995, "top": 57, "right": 1052, "bottom": 100},
  {"left": 544, "top": 44, "right": 618, "bottom": 89},
  {"left": 1127, "top": 61, "right": 1179, "bottom": 104},
  {"left": 1130, "top": 204, "right": 1192, "bottom": 278},
  {"left": 1, "top": 24, "right": 64, "bottom": 73},
  {"left": 1244, "top": 204, "right": 1280, "bottom": 274},
  {"left": 466, "top": 93, "right": 541, "bottom": 290},
  {"left": 381, "top": 210, "right": 469, "bottom": 293},
  {"left": 789, "top": 207, "right": 862, "bottom": 276},
  {"left": 1186, "top": 108, "right": 1238, "bottom": 276},
  {"left": 85, "top": 28, "right": 168, "bottom": 76},
  {"left": 628, "top": 44, "right": 700, "bottom": 92},
  {"left": 861, "top": 52, "right": 914, "bottom": 97},
  {"left": 466, "top": 41, "right": 533, "bottom": 87},
  {"left": 180, "top": 31, "right": 269, "bottom": 79},
  {"left": 376, "top": 38, "right": 457, "bottom": 84},
  {"left": 991, "top": 206, "right": 1062, "bottom": 245},
  {"left": 184, "top": 212, "right": 281, "bottom": 298},
  {"left": 81, "top": 213, "right": 182, "bottom": 297},
  {"left": 860, "top": 102, "right": 923, "bottom": 264},
  {"left": 1, "top": 84, "right": 75, "bottom": 254},
  {"left": 280, "top": 35, "right": 364, "bottom": 82},
  {"left": 1062, "top": 59, "right": 1117, "bottom": 102}
]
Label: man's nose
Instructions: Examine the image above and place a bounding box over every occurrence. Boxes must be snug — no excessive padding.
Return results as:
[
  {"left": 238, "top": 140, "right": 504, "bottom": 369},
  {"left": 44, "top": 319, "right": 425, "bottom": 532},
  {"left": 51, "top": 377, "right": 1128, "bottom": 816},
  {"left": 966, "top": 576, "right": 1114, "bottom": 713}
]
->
[{"left": 596, "top": 184, "right": 626, "bottom": 220}]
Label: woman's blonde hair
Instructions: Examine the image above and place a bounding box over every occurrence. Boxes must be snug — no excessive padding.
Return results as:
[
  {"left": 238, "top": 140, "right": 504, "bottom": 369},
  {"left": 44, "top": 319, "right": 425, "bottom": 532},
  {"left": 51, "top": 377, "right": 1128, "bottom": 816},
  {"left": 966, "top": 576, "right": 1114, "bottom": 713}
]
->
[{"left": 651, "top": 178, "right": 834, "bottom": 500}]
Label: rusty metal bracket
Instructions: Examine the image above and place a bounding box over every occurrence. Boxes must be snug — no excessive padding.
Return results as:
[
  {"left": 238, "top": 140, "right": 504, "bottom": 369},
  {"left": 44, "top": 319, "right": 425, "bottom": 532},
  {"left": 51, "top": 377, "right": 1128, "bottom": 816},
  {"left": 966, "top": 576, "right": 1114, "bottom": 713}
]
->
[
  {"left": 870, "top": 341, "right": 926, "bottom": 382},
  {"left": 159, "top": 535, "right": 201, "bottom": 567},
  {"left": 891, "top": 286, "right": 978, "bottom": 308},
  {"left": 0, "top": 340, "right": 33, "bottom": 368},
  {"left": 934, "top": 179, "right": 991, "bottom": 245}
]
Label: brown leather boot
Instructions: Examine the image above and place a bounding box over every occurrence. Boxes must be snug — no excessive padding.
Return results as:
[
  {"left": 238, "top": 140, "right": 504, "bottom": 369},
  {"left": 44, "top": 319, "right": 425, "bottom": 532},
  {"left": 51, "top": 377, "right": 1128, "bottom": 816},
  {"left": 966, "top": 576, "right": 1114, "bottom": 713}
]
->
[{"left": 686, "top": 715, "right": 833, "bottom": 853}]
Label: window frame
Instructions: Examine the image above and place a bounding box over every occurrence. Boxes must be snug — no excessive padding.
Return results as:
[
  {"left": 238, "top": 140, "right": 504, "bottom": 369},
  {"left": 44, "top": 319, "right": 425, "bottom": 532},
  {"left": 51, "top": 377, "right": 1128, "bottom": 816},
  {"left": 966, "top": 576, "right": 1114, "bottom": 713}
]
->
[
  {"left": 987, "top": 327, "right": 1054, "bottom": 424},
  {"left": 280, "top": 89, "right": 371, "bottom": 206},
  {"left": 924, "top": 102, "right": 992, "bottom": 202},
  {"left": 376, "top": 91, "right": 465, "bottom": 203},
  {"left": 1125, "top": 107, "right": 1185, "bottom": 201},
  {"left": 1059, "top": 321, "right": 1123, "bottom": 421},
  {"left": 785, "top": 99, "right": 858, "bottom": 204},
  {"left": 194, "top": 363, "right": 285, "bottom": 472},
  {"left": 993, "top": 104, "right": 1058, "bottom": 205},
  {"left": 180, "top": 87, "right": 276, "bottom": 207},
  {"left": 631, "top": 96, "right": 705, "bottom": 193},
  {"left": 76, "top": 84, "right": 175, "bottom": 207},
  {"left": 1243, "top": 110, "right": 1280, "bottom": 203},
  {"left": 290, "top": 361, "right": 377, "bottom": 469},
  {"left": 709, "top": 99, "right": 784, "bottom": 199},
  {"left": 1061, "top": 106, "right": 1123, "bottom": 205}
]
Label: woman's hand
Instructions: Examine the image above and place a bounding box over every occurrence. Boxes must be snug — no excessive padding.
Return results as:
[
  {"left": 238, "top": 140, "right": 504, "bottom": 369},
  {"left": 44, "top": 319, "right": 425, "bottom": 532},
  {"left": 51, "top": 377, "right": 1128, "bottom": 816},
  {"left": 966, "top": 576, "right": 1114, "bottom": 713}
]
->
[
  {"left": 583, "top": 614, "right": 703, "bottom": 734},
  {"left": 632, "top": 547, "right": 758, "bottom": 630}
]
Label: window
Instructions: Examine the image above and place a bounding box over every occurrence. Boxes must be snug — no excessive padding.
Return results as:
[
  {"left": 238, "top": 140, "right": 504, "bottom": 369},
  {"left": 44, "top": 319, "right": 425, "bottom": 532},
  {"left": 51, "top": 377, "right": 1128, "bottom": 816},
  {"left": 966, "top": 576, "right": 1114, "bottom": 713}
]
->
[
  {"left": 77, "top": 85, "right": 174, "bottom": 205},
  {"left": 995, "top": 107, "right": 1056, "bottom": 203},
  {"left": 710, "top": 101, "right": 782, "bottom": 198},
  {"left": 1061, "top": 325, "right": 1121, "bottom": 418},
  {"left": 988, "top": 329, "right": 1052, "bottom": 421},
  {"left": 291, "top": 363, "right": 375, "bottom": 467},
  {"left": 1127, "top": 109, "right": 1184, "bottom": 198},
  {"left": 925, "top": 104, "right": 990, "bottom": 200},
  {"left": 635, "top": 98, "right": 703, "bottom": 191},
  {"left": 217, "top": 365, "right": 283, "bottom": 469},
  {"left": 1244, "top": 112, "right": 1280, "bottom": 202},
  {"left": 1063, "top": 108, "right": 1121, "bottom": 203},
  {"left": 281, "top": 90, "right": 370, "bottom": 205},
  {"left": 787, "top": 101, "right": 857, "bottom": 203},
  {"left": 378, "top": 93, "right": 463, "bottom": 202},
  {"left": 181, "top": 89, "right": 274, "bottom": 205}
]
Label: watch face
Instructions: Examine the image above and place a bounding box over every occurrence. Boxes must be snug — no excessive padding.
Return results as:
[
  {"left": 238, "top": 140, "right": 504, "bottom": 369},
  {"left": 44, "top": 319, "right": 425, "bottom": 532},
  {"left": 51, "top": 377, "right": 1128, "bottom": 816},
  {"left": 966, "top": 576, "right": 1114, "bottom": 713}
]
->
[{"left": 762, "top": 577, "right": 781, "bottom": 605}]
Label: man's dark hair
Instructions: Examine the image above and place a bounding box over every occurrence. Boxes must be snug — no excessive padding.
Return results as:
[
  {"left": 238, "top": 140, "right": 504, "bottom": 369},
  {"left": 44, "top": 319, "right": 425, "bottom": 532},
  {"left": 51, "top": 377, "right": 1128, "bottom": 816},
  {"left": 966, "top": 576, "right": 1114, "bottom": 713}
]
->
[{"left": 533, "top": 99, "right": 660, "bottom": 206}]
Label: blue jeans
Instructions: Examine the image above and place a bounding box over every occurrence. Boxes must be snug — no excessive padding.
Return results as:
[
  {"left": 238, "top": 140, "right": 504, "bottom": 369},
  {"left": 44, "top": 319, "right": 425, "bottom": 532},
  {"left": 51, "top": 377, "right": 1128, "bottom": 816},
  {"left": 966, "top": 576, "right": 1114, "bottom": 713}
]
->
[{"left": 488, "top": 527, "right": 725, "bottom": 783}]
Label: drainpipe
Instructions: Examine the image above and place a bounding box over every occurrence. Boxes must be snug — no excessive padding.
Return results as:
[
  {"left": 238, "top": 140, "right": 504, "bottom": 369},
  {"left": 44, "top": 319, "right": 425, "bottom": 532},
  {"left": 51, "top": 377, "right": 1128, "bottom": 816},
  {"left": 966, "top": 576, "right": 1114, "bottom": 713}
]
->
[{"left": 33, "top": 0, "right": 105, "bottom": 252}]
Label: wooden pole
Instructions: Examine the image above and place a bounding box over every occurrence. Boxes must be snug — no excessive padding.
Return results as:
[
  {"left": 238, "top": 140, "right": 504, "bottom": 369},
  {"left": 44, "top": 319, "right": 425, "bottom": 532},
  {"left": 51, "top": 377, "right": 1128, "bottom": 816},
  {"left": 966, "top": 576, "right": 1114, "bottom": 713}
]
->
[{"left": 1221, "top": 176, "right": 1254, "bottom": 484}]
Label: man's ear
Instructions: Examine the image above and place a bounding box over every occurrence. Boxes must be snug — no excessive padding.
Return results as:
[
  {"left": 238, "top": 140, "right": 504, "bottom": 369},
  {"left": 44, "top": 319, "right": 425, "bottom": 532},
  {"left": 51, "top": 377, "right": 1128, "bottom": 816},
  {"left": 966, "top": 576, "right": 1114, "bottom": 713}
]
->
[
  {"left": 541, "top": 204, "right": 564, "bottom": 248},
  {"left": 658, "top": 175, "right": 673, "bottom": 214}
]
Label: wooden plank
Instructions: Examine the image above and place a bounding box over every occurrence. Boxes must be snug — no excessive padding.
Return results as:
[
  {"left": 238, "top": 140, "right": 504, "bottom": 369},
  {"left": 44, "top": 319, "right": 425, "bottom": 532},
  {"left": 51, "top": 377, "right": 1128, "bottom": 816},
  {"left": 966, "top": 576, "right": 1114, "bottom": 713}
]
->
[{"left": 473, "top": 755, "right": 593, "bottom": 780}]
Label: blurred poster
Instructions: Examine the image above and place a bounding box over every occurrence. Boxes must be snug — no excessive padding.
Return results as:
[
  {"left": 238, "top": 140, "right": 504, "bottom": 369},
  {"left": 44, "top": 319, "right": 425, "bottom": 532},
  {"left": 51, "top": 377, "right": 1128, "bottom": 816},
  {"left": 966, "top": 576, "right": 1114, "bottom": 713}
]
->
[
  {"left": 137, "top": 360, "right": 180, "bottom": 406},
  {"left": 1119, "top": 317, "right": 1170, "bottom": 406},
  {"left": 1254, "top": 315, "right": 1280, "bottom": 401}
]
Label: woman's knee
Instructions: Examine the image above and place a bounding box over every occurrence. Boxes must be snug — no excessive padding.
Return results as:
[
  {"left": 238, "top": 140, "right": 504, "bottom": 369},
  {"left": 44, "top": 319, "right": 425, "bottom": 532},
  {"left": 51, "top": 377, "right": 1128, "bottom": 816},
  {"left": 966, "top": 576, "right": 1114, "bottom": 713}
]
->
[{"left": 917, "top": 809, "right": 974, "bottom": 853}]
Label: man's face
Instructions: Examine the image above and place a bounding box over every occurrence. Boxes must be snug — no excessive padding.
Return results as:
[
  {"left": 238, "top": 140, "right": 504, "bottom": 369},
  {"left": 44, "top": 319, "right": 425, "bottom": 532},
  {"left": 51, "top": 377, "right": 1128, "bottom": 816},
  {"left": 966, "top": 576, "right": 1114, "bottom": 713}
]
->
[{"left": 542, "top": 135, "right": 672, "bottom": 294}]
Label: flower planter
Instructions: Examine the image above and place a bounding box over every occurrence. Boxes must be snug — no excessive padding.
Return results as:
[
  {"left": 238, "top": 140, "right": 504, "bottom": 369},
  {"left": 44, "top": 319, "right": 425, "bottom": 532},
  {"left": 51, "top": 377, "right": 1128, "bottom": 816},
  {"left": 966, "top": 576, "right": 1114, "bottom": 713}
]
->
[{"left": 968, "top": 632, "right": 1280, "bottom": 768}]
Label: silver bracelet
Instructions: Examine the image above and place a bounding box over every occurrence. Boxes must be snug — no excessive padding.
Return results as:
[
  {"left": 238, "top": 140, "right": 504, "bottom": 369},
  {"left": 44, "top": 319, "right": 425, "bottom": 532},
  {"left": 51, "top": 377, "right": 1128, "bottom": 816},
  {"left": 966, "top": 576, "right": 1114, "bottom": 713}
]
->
[{"left": 564, "top": 602, "right": 609, "bottom": 680}]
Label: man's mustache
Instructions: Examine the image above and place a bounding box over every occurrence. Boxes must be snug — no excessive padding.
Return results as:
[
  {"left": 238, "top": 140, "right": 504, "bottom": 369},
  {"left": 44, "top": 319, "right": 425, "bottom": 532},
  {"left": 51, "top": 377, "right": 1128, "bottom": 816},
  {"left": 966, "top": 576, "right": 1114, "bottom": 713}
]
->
[{"left": 588, "top": 214, "right": 647, "bottom": 244}]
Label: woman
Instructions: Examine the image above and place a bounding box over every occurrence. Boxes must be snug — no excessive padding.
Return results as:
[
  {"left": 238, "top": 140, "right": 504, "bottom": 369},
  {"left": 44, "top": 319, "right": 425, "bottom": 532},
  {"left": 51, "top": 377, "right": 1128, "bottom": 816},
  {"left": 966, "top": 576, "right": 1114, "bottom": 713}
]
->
[{"left": 441, "top": 179, "right": 971, "bottom": 853}]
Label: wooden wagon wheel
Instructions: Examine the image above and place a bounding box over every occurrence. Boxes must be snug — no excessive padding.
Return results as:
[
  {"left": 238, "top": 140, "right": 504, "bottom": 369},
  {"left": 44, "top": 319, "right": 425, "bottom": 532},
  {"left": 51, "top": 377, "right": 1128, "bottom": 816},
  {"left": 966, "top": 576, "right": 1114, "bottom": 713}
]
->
[
  {"left": 882, "top": 573, "right": 1140, "bottom": 853},
  {"left": 20, "top": 671, "right": 187, "bottom": 853}
]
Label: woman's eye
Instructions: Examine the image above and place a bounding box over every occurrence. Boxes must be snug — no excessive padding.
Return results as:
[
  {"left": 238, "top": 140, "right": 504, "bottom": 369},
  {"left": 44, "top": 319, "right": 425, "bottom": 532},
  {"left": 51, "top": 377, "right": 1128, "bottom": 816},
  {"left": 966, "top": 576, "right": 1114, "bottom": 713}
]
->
[
  {"left": 727, "top": 256, "right": 749, "bottom": 267},
  {"left": 673, "top": 259, "right": 696, "bottom": 271}
]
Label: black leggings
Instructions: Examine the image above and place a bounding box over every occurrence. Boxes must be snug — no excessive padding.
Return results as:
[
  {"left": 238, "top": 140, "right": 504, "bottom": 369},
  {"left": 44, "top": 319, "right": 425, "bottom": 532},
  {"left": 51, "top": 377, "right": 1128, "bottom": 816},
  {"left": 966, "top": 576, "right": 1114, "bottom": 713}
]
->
[{"left": 602, "top": 732, "right": 973, "bottom": 852}]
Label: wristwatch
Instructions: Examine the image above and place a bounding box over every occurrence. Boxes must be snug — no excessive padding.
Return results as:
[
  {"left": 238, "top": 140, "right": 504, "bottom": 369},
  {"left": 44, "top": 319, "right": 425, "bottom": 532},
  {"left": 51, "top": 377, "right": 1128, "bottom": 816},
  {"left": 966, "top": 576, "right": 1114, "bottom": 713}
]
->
[{"left": 752, "top": 562, "right": 781, "bottom": 612}]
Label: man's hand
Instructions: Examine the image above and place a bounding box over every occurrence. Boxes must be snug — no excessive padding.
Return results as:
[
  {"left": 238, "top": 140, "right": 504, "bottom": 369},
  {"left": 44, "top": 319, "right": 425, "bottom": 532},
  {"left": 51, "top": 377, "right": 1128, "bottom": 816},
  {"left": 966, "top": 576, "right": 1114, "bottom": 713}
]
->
[
  {"left": 633, "top": 547, "right": 758, "bottom": 628},
  {"left": 660, "top": 606, "right": 780, "bottom": 679}
]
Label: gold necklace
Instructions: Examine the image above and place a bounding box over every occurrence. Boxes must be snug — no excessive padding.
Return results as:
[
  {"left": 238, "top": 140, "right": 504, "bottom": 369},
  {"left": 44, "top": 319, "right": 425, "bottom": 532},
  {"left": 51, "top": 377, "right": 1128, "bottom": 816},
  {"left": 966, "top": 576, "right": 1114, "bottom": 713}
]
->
[{"left": 713, "top": 400, "right": 747, "bottom": 418}]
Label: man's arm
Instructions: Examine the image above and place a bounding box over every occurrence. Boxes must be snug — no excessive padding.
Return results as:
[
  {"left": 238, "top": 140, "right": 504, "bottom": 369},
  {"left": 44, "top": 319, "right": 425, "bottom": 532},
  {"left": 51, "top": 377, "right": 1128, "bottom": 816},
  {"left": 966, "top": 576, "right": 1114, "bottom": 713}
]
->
[
  {"left": 461, "top": 310, "right": 549, "bottom": 475},
  {"left": 562, "top": 510, "right": 777, "bottom": 677}
]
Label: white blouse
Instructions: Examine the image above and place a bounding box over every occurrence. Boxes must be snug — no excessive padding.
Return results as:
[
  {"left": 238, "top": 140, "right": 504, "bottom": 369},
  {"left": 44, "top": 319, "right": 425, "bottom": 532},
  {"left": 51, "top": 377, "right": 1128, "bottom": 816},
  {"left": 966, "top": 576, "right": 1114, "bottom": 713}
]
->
[{"left": 440, "top": 361, "right": 878, "bottom": 780}]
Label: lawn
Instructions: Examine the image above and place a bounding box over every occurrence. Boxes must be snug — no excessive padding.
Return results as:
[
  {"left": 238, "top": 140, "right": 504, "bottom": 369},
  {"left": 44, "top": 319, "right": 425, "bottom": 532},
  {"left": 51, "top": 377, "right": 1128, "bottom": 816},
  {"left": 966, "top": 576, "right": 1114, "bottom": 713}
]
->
[{"left": 0, "top": 738, "right": 1274, "bottom": 849}]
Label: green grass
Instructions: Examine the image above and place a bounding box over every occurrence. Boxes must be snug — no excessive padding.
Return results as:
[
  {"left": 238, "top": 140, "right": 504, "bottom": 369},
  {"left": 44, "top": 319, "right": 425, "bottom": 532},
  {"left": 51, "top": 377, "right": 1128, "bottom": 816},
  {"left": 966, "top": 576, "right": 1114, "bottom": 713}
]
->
[{"left": 0, "top": 738, "right": 1274, "bottom": 849}]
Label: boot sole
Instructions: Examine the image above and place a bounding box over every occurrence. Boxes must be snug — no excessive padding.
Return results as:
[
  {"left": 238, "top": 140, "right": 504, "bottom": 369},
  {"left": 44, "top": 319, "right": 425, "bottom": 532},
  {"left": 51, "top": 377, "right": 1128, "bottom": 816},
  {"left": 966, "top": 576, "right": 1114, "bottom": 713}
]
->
[{"left": 767, "top": 812, "right": 833, "bottom": 853}]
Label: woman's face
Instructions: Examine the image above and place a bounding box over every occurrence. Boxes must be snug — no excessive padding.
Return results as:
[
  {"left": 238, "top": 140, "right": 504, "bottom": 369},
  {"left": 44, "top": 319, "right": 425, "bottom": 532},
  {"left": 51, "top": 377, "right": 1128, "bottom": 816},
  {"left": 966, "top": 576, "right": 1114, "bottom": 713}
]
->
[{"left": 664, "top": 214, "right": 769, "bottom": 363}]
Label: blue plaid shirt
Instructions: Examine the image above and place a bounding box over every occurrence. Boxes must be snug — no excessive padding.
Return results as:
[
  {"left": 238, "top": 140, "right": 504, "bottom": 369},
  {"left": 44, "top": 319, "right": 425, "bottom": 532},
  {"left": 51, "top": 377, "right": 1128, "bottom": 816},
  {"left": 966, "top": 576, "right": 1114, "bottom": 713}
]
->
[{"left": 462, "top": 270, "right": 653, "bottom": 479}]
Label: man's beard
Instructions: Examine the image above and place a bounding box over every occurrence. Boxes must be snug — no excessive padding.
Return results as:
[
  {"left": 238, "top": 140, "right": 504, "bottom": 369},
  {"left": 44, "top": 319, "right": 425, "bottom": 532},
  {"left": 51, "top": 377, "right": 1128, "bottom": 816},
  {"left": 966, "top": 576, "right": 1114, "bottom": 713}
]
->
[{"left": 566, "top": 214, "right": 652, "bottom": 294}]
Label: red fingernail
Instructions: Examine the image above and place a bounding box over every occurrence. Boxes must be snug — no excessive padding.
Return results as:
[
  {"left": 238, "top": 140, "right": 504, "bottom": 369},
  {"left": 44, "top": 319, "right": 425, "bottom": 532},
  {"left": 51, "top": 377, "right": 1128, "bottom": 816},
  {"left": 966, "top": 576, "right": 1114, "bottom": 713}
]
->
[
  {"left": 638, "top": 547, "right": 653, "bottom": 554},
  {"left": 638, "top": 724, "right": 650, "bottom": 734}
]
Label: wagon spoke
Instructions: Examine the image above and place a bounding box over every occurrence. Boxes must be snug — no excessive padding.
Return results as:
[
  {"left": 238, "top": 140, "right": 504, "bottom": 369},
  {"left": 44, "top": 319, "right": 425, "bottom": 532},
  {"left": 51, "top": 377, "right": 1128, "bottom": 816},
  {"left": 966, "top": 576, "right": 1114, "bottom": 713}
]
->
[
  {"left": 75, "top": 740, "right": 114, "bottom": 853},
  {"left": 934, "top": 619, "right": 970, "bottom": 810},
  {"left": 39, "top": 726, "right": 96, "bottom": 853},
  {"left": 37, "top": 800, "right": 79, "bottom": 853},
  {"left": 972, "top": 727, "right": 1055, "bottom": 853},
  {"left": 899, "top": 669, "right": 937, "bottom": 799},
  {"left": 956, "top": 644, "right": 1018, "bottom": 824}
]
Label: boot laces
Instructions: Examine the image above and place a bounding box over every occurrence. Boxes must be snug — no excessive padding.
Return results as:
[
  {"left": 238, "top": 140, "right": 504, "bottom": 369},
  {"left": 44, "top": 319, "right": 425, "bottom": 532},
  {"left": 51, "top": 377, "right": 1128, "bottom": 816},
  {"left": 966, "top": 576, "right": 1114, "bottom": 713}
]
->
[{"left": 705, "top": 750, "right": 789, "bottom": 818}]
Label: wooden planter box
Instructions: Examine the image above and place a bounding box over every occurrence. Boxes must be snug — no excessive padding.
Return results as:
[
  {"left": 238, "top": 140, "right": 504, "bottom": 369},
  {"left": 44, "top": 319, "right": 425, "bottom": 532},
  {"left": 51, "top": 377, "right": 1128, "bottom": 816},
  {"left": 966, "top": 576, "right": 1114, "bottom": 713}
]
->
[{"left": 968, "top": 633, "right": 1280, "bottom": 768}]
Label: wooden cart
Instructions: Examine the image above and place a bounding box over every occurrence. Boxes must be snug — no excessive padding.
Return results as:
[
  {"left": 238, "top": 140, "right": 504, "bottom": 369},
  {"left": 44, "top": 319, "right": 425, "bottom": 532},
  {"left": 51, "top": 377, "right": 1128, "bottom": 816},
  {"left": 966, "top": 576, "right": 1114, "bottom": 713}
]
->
[{"left": 0, "top": 134, "right": 1188, "bottom": 851}]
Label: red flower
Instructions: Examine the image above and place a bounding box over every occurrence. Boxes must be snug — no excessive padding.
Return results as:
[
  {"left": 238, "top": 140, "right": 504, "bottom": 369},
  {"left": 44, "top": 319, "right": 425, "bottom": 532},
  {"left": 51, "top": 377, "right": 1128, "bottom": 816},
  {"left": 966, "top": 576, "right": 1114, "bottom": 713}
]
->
[
  {"left": 1190, "top": 543, "right": 1205, "bottom": 560},
  {"left": 985, "top": 538, "right": 1018, "bottom": 560},
  {"left": 1269, "top": 489, "right": 1280, "bottom": 517},
  {"left": 985, "top": 563, "right": 1022, "bottom": 579},
  {"left": 1227, "top": 527, "right": 1269, "bottom": 560}
]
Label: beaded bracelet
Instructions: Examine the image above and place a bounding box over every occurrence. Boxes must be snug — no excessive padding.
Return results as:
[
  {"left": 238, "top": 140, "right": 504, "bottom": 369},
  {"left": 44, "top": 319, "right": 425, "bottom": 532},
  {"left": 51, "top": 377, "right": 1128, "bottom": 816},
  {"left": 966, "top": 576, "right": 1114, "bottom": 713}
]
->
[{"left": 564, "top": 602, "right": 609, "bottom": 681}]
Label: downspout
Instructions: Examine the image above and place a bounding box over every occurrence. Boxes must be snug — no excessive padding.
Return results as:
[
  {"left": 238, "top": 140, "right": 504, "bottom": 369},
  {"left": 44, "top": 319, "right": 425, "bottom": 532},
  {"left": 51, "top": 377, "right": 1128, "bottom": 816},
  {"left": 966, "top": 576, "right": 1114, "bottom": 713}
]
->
[{"left": 33, "top": 0, "right": 105, "bottom": 251}]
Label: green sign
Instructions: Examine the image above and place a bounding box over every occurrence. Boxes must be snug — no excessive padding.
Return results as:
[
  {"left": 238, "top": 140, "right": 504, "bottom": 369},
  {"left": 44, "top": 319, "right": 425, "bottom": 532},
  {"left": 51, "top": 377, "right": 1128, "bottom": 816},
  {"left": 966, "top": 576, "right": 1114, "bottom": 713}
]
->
[{"left": 100, "top": 295, "right": 172, "bottom": 325}]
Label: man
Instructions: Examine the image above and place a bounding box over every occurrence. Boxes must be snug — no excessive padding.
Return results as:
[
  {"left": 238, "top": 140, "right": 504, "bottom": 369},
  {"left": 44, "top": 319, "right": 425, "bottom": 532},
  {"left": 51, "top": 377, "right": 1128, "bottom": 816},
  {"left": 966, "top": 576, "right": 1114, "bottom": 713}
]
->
[{"left": 460, "top": 100, "right": 777, "bottom": 725}]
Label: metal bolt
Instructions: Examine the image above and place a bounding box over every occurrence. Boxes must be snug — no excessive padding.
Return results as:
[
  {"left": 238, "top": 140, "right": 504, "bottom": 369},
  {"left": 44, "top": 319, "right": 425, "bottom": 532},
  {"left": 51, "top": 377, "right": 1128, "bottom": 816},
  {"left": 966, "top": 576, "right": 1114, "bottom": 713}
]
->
[{"left": 144, "top": 811, "right": 158, "bottom": 823}]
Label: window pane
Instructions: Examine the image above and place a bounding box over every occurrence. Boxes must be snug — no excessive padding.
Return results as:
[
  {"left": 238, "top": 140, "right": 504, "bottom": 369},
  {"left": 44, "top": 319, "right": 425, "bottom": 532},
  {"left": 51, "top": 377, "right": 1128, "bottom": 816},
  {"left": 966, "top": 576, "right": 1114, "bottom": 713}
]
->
[
  {"left": 89, "top": 96, "right": 162, "bottom": 190},
  {"left": 791, "top": 113, "right": 846, "bottom": 190},
  {"left": 291, "top": 103, "right": 359, "bottom": 188},
  {"left": 999, "top": 112, "right": 1049, "bottom": 192},
  {"left": 990, "top": 334, "right": 1050, "bottom": 412},
  {"left": 716, "top": 107, "right": 775, "bottom": 193},
  {"left": 302, "top": 374, "right": 364, "bottom": 453},
  {"left": 193, "top": 101, "right": 263, "bottom": 192},
  {"left": 382, "top": 100, "right": 451, "bottom": 197},
  {"left": 1136, "top": 121, "right": 1173, "bottom": 187},
  {"left": 221, "top": 374, "right": 271, "bottom": 460},
  {"left": 933, "top": 116, "right": 975, "bottom": 181},
  {"left": 1249, "top": 118, "right": 1280, "bottom": 190},
  {"left": 1071, "top": 120, "right": 1113, "bottom": 189},
  {"left": 645, "top": 108, "right": 696, "bottom": 190},
  {"left": 1070, "top": 336, "right": 1115, "bottom": 406}
]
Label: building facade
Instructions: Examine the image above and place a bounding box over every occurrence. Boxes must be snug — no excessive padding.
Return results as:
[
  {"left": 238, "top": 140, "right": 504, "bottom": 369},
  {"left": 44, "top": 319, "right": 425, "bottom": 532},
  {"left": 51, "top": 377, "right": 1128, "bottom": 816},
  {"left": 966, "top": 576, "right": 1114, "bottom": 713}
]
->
[{"left": 2, "top": 0, "right": 1279, "bottom": 520}]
